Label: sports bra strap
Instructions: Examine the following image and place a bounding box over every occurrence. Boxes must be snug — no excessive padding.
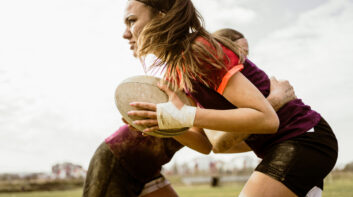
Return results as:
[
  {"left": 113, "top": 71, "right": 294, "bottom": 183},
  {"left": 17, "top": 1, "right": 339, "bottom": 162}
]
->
[{"left": 217, "top": 64, "right": 244, "bottom": 95}]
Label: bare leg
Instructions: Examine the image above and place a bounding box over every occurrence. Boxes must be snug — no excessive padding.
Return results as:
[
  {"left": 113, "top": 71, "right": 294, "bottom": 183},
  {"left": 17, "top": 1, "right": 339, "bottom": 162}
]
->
[{"left": 239, "top": 171, "right": 297, "bottom": 197}]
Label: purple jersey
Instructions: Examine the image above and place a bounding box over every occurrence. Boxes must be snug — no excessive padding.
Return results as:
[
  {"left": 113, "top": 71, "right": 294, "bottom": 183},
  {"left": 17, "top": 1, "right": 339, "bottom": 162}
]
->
[
  {"left": 190, "top": 52, "right": 321, "bottom": 158},
  {"left": 241, "top": 60, "right": 321, "bottom": 158}
]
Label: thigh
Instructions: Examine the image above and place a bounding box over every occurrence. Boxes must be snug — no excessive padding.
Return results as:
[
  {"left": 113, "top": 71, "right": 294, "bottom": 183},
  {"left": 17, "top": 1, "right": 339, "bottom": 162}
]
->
[
  {"left": 106, "top": 162, "right": 144, "bottom": 197},
  {"left": 83, "top": 142, "right": 116, "bottom": 197},
  {"left": 83, "top": 142, "right": 144, "bottom": 197},
  {"left": 239, "top": 171, "right": 297, "bottom": 197},
  {"left": 240, "top": 172, "right": 323, "bottom": 197}
]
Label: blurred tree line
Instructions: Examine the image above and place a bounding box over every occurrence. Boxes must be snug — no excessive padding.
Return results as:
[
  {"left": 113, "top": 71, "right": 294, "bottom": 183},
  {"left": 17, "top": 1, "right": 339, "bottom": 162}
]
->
[{"left": 343, "top": 161, "right": 353, "bottom": 171}]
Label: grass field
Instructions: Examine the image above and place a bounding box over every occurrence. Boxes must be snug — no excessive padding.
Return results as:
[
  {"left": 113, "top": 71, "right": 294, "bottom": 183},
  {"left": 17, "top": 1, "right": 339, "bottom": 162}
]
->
[{"left": 1, "top": 173, "right": 352, "bottom": 197}]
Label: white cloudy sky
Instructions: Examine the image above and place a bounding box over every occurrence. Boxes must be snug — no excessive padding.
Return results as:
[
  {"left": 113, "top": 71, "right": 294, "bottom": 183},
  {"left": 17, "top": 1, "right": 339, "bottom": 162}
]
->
[{"left": 0, "top": 0, "right": 352, "bottom": 173}]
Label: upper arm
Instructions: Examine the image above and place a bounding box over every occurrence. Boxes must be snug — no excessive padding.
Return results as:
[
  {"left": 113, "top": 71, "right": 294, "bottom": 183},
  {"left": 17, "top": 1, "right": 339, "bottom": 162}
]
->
[
  {"left": 222, "top": 72, "right": 273, "bottom": 113},
  {"left": 216, "top": 71, "right": 279, "bottom": 134}
]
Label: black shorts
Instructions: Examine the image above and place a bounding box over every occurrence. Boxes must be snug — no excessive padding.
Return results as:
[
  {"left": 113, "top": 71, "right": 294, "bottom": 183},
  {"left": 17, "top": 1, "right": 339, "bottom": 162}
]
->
[{"left": 255, "top": 118, "right": 338, "bottom": 197}]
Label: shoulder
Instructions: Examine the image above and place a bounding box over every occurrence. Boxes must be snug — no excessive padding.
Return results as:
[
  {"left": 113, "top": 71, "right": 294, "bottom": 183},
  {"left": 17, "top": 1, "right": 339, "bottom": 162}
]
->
[{"left": 195, "top": 36, "right": 240, "bottom": 67}]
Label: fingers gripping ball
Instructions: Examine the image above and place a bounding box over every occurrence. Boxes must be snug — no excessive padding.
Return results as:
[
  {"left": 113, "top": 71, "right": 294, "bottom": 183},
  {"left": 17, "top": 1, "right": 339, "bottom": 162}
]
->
[
  {"left": 115, "top": 75, "right": 192, "bottom": 137},
  {"left": 157, "top": 102, "right": 196, "bottom": 130}
]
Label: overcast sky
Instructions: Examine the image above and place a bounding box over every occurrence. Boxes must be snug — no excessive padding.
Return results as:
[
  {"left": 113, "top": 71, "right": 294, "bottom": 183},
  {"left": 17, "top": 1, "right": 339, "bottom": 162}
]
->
[{"left": 1, "top": 0, "right": 352, "bottom": 173}]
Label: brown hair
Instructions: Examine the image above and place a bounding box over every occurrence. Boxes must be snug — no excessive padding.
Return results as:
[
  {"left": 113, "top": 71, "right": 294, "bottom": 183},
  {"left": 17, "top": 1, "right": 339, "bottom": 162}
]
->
[
  {"left": 212, "top": 28, "right": 248, "bottom": 60},
  {"left": 135, "top": 0, "right": 245, "bottom": 91},
  {"left": 213, "top": 28, "right": 245, "bottom": 41}
]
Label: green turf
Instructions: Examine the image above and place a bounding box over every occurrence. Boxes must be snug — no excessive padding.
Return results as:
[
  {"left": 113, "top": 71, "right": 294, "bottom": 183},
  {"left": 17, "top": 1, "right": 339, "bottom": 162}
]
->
[
  {"left": 323, "top": 175, "right": 353, "bottom": 197},
  {"left": 0, "top": 174, "right": 352, "bottom": 197},
  {"left": 174, "top": 183, "right": 242, "bottom": 197},
  {"left": 0, "top": 189, "right": 82, "bottom": 197}
]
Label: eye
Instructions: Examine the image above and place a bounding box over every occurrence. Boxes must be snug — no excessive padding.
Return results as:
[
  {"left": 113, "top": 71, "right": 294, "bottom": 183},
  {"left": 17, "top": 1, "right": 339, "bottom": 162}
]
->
[{"left": 128, "top": 19, "right": 136, "bottom": 26}]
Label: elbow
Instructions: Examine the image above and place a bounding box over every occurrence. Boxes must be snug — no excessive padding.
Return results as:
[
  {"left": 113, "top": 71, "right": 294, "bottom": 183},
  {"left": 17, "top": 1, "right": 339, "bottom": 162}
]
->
[
  {"left": 195, "top": 139, "right": 213, "bottom": 154},
  {"left": 202, "top": 144, "right": 213, "bottom": 155},
  {"left": 199, "top": 147, "right": 212, "bottom": 155},
  {"left": 192, "top": 141, "right": 212, "bottom": 154},
  {"left": 203, "top": 149, "right": 212, "bottom": 155},
  {"left": 257, "top": 107, "right": 279, "bottom": 134},
  {"left": 264, "top": 112, "right": 279, "bottom": 134}
]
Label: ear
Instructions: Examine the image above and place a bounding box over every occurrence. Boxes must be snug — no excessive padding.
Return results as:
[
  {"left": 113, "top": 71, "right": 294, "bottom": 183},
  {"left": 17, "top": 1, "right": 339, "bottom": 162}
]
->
[{"left": 158, "top": 11, "right": 166, "bottom": 17}]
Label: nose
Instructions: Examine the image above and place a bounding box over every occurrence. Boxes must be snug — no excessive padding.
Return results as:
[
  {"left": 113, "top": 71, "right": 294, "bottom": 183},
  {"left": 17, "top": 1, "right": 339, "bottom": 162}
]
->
[{"left": 123, "top": 27, "right": 132, "bottom": 40}]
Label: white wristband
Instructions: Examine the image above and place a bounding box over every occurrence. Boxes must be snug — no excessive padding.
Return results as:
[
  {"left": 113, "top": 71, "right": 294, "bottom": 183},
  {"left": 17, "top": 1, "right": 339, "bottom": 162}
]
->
[{"left": 156, "top": 102, "right": 196, "bottom": 129}]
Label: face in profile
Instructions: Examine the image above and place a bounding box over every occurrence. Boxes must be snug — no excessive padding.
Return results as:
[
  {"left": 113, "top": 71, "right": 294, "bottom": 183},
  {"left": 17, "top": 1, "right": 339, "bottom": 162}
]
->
[
  {"left": 234, "top": 38, "right": 249, "bottom": 56},
  {"left": 122, "top": 1, "right": 155, "bottom": 57}
]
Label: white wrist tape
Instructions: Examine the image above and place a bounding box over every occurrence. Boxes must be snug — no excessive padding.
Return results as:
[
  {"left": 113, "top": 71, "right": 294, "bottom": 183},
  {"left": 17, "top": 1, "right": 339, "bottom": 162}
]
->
[{"left": 157, "top": 102, "right": 196, "bottom": 129}]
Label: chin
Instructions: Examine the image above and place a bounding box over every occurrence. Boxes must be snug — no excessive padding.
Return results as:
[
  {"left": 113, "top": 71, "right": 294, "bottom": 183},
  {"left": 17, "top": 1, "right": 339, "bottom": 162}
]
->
[{"left": 132, "top": 49, "right": 138, "bottom": 57}]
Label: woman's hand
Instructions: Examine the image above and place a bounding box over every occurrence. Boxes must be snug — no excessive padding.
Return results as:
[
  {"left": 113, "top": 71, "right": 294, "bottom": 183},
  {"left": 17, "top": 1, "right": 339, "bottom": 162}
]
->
[
  {"left": 127, "top": 82, "right": 187, "bottom": 133},
  {"left": 267, "top": 77, "right": 297, "bottom": 111},
  {"left": 157, "top": 82, "right": 186, "bottom": 110},
  {"left": 121, "top": 117, "right": 148, "bottom": 135},
  {"left": 128, "top": 101, "right": 158, "bottom": 133}
]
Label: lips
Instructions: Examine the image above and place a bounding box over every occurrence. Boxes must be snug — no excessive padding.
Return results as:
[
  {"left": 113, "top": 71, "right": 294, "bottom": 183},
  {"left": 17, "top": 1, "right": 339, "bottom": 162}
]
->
[{"left": 129, "top": 42, "right": 135, "bottom": 50}]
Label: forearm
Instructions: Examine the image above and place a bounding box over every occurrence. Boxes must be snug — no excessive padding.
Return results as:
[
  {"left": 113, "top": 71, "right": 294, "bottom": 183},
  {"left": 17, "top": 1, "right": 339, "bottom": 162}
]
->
[
  {"left": 193, "top": 107, "right": 279, "bottom": 134},
  {"left": 267, "top": 95, "right": 282, "bottom": 111},
  {"left": 173, "top": 127, "right": 212, "bottom": 154}
]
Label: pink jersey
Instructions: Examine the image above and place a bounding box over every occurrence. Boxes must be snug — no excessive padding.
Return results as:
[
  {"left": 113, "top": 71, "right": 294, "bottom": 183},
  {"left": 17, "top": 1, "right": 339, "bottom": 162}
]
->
[{"left": 105, "top": 125, "right": 183, "bottom": 182}]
